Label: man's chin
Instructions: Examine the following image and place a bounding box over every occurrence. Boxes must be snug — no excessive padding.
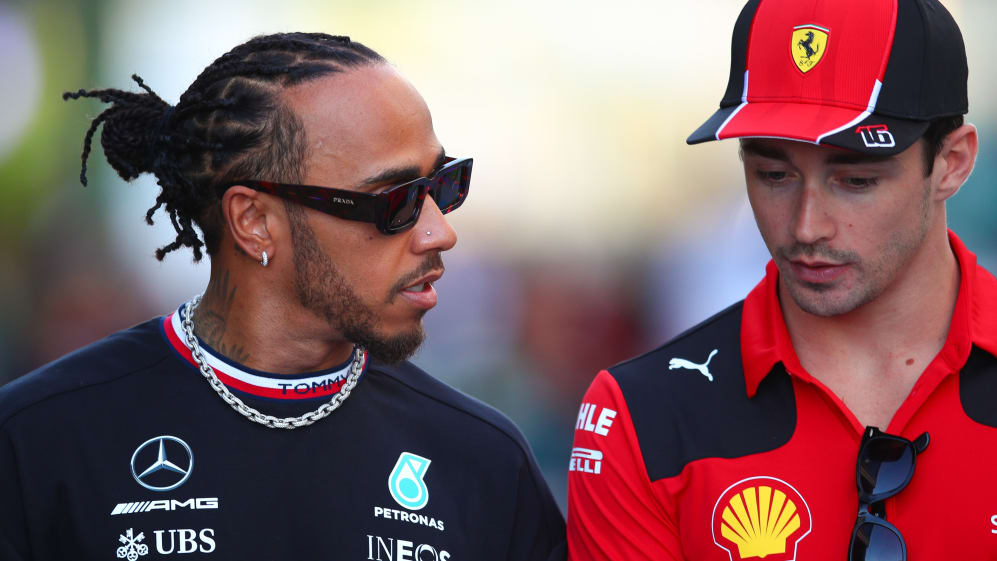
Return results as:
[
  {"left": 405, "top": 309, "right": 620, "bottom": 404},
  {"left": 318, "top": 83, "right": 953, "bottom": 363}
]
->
[
  {"left": 787, "top": 282, "right": 871, "bottom": 318},
  {"left": 348, "top": 324, "right": 426, "bottom": 365}
]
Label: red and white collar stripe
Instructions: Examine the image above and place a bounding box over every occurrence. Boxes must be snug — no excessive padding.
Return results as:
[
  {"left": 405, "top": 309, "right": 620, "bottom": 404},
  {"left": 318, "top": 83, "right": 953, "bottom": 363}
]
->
[{"left": 162, "top": 307, "right": 366, "bottom": 400}]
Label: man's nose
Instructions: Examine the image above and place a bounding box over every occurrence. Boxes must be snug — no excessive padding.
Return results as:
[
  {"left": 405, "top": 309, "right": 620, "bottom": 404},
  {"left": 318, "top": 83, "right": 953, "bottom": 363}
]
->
[
  {"left": 411, "top": 195, "right": 458, "bottom": 252},
  {"left": 791, "top": 182, "right": 835, "bottom": 245}
]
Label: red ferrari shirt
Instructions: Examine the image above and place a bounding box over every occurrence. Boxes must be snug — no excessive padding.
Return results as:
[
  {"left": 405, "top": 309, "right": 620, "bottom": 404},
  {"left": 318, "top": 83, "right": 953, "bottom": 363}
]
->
[{"left": 568, "top": 231, "right": 997, "bottom": 560}]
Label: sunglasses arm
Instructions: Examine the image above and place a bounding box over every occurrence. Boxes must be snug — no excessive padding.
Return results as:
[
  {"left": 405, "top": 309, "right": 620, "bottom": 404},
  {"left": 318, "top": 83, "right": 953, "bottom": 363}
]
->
[
  {"left": 292, "top": 193, "right": 380, "bottom": 223},
  {"left": 232, "top": 181, "right": 381, "bottom": 223}
]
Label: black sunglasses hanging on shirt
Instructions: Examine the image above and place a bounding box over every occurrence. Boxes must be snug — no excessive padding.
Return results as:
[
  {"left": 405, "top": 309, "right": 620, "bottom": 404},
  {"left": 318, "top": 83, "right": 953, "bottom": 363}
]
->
[{"left": 848, "top": 426, "right": 930, "bottom": 561}]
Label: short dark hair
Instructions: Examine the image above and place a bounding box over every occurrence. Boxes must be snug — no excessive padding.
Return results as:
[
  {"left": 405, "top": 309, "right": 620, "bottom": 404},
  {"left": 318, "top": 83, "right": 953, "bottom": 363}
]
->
[
  {"left": 64, "top": 33, "right": 384, "bottom": 261},
  {"left": 921, "top": 115, "right": 965, "bottom": 177}
]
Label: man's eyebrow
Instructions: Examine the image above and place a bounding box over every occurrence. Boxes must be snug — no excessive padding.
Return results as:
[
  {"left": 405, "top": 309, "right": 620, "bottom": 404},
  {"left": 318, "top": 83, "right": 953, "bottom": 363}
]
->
[
  {"left": 825, "top": 152, "right": 897, "bottom": 166},
  {"left": 360, "top": 148, "right": 447, "bottom": 187},
  {"left": 740, "top": 141, "right": 899, "bottom": 166},
  {"left": 740, "top": 141, "right": 789, "bottom": 161}
]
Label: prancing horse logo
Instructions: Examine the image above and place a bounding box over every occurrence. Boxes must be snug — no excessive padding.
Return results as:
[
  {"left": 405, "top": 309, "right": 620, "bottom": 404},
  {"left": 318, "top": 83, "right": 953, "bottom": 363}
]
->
[
  {"left": 668, "top": 349, "right": 718, "bottom": 381},
  {"left": 798, "top": 31, "right": 819, "bottom": 59},
  {"left": 791, "top": 25, "right": 829, "bottom": 73}
]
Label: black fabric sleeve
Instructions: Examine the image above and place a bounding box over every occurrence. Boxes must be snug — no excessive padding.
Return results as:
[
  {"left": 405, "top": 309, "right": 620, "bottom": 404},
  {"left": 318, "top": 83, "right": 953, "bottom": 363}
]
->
[
  {"left": 506, "top": 451, "right": 567, "bottom": 561},
  {"left": 0, "top": 427, "right": 31, "bottom": 560}
]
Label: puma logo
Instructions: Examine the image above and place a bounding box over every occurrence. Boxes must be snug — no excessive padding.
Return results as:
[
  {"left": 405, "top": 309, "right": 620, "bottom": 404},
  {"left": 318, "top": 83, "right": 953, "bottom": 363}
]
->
[{"left": 668, "top": 349, "right": 718, "bottom": 382}]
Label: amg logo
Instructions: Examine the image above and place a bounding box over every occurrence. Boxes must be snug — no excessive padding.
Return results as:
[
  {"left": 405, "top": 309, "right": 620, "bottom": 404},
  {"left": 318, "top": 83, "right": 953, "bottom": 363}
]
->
[
  {"left": 332, "top": 196, "right": 355, "bottom": 205},
  {"left": 111, "top": 497, "right": 219, "bottom": 516}
]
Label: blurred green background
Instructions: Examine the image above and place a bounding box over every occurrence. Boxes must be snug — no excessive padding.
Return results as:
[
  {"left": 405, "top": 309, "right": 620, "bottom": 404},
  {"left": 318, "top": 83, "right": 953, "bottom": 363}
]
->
[{"left": 2, "top": 0, "right": 995, "bottom": 508}]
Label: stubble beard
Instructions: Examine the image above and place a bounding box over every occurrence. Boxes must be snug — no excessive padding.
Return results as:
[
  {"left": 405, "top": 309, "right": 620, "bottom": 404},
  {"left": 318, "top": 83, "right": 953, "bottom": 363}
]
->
[
  {"left": 286, "top": 206, "right": 426, "bottom": 364},
  {"left": 779, "top": 180, "right": 933, "bottom": 318}
]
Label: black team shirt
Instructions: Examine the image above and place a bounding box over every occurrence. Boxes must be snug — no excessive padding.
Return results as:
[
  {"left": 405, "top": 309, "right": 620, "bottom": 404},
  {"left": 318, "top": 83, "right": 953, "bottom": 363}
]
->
[{"left": 0, "top": 303, "right": 566, "bottom": 561}]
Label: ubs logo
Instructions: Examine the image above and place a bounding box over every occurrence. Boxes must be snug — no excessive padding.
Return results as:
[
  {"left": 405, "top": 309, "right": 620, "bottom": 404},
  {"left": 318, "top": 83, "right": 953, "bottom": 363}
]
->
[{"left": 130, "top": 436, "right": 194, "bottom": 492}]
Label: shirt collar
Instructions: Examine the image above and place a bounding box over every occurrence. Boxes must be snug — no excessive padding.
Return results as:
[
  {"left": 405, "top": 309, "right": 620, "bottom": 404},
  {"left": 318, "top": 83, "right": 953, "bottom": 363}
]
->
[
  {"left": 740, "top": 230, "right": 997, "bottom": 398},
  {"left": 162, "top": 303, "right": 367, "bottom": 400}
]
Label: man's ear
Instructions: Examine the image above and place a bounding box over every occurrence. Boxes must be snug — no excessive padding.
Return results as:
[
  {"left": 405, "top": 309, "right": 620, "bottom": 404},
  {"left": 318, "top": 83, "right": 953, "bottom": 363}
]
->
[
  {"left": 933, "top": 124, "right": 978, "bottom": 202},
  {"left": 221, "top": 185, "right": 277, "bottom": 263}
]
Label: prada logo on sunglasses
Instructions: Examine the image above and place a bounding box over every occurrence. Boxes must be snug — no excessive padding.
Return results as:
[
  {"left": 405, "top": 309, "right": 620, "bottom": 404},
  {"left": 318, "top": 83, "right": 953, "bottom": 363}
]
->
[
  {"left": 712, "top": 476, "right": 812, "bottom": 561},
  {"left": 332, "top": 197, "right": 355, "bottom": 205}
]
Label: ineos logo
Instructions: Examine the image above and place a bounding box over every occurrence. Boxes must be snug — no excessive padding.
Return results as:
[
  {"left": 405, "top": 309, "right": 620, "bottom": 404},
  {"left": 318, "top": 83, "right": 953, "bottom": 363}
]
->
[{"left": 130, "top": 436, "right": 194, "bottom": 492}]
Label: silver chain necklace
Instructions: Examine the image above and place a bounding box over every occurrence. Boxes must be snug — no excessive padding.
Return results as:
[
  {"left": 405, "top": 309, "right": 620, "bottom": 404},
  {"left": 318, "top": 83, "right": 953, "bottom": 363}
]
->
[{"left": 180, "top": 294, "right": 365, "bottom": 430}]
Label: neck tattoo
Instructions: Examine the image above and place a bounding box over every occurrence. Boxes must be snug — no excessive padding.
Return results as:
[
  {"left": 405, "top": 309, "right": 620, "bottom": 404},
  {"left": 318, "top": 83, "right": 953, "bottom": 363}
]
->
[{"left": 180, "top": 294, "right": 366, "bottom": 429}]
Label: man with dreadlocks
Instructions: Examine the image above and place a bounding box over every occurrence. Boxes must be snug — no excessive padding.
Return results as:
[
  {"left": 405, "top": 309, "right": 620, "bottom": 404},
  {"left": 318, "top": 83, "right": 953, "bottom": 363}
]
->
[{"left": 0, "top": 33, "right": 565, "bottom": 560}]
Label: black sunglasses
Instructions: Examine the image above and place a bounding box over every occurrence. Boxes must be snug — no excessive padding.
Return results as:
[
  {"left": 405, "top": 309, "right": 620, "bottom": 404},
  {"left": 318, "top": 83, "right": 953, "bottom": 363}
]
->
[
  {"left": 848, "top": 426, "right": 929, "bottom": 561},
  {"left": 223, "top": 157, "right": 472, "bottom": 235}
]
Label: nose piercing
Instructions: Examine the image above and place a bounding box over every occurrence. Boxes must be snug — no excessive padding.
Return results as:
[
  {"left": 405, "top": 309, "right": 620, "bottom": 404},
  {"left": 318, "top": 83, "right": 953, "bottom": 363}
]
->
[{"left": 426, "top": 231, "right": 431, "bottom": 236}]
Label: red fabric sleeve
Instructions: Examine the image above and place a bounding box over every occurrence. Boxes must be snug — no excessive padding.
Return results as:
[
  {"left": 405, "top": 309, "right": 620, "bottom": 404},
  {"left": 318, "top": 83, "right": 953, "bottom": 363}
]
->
[{"left": 567, "top": 370, "right": 682, "bottom": 560}]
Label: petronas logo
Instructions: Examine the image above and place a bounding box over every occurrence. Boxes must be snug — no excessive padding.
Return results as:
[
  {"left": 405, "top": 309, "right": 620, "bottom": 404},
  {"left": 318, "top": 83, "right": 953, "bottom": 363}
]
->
[{"left": 388, "top": 452, "right": 432, "bottom": 511}]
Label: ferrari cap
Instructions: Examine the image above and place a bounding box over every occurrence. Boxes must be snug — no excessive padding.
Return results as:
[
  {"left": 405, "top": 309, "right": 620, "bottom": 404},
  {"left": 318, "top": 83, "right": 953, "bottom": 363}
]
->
[{"left": 687, "top": 0, "right": 968, "bottom": 155}]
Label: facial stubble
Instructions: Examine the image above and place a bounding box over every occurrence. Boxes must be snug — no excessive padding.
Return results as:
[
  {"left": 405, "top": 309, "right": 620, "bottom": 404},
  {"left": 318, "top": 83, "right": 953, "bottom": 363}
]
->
[
  {"left": 779, "top": 178, "right": 934, "bottom": 317},
  {"left": 285, "top": 205, "right": 427, "bottom": 364}
]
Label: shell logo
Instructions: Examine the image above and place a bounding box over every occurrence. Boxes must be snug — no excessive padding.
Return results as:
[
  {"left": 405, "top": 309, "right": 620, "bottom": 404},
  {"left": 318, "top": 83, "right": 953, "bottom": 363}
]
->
[{"left": 711, "top": 476, "right": 812, "bottom": 561}]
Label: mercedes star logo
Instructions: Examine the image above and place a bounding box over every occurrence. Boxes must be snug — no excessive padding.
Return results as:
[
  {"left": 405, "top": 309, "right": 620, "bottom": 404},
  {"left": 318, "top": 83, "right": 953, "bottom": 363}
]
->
[{"left": 130, "top": 435, "right": 194, "bottom": 492}]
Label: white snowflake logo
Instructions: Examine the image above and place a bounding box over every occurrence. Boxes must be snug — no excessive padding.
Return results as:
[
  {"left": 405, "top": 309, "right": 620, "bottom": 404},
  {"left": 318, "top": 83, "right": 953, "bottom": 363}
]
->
[{"left": 116, "top": 528, "right": 149, "bottom": 560}]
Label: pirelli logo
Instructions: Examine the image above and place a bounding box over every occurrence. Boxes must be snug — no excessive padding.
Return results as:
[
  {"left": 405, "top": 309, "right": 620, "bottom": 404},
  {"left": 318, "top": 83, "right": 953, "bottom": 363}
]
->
[
  {"left": 111, "top": 497, "right": 219, "bottom": 516},
  {"left": 569, "top": 447, "right": 603, "bottom": 475}
]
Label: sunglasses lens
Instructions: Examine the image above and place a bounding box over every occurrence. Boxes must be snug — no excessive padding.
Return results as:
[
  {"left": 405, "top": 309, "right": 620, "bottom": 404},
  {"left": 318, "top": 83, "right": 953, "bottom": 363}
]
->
[
  {"left": 859, "top": 439, "right": 914, "bottom": 497},
  {"left": 432, "top": 162, "right": 470, "bottom": 213},
  {"left": 385, "top": 185, "right": 423, "bottom": 230},
  {"left": 379, "top": 159, "right": 471, "bottom": 233},
  {"left": 850, "top": 522, "right": 905, "bottom": 561}
]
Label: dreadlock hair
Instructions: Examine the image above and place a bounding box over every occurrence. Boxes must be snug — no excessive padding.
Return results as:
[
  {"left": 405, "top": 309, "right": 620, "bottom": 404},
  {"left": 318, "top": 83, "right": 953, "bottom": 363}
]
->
[{"left": 63, "top": 32, "right": 384, "bottom": 261}]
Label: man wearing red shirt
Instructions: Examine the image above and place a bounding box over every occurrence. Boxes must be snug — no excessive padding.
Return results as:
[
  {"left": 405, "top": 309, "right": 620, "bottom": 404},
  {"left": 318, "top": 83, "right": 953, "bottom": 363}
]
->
[{"left": 568, "top": 0, "right": 995, "bottom": 559}]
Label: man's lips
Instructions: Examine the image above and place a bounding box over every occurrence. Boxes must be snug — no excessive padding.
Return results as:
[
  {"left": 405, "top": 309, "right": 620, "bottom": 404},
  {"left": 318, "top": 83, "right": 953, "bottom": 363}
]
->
[
  {"left": 789, "top": 259, "right": 849, "bottom": 283},
  {"left": 402, "top": 270, "right": 442, "bottom": 291},
  {"left": 398, "top": 271, "right": 443, "bottom": 309}
]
